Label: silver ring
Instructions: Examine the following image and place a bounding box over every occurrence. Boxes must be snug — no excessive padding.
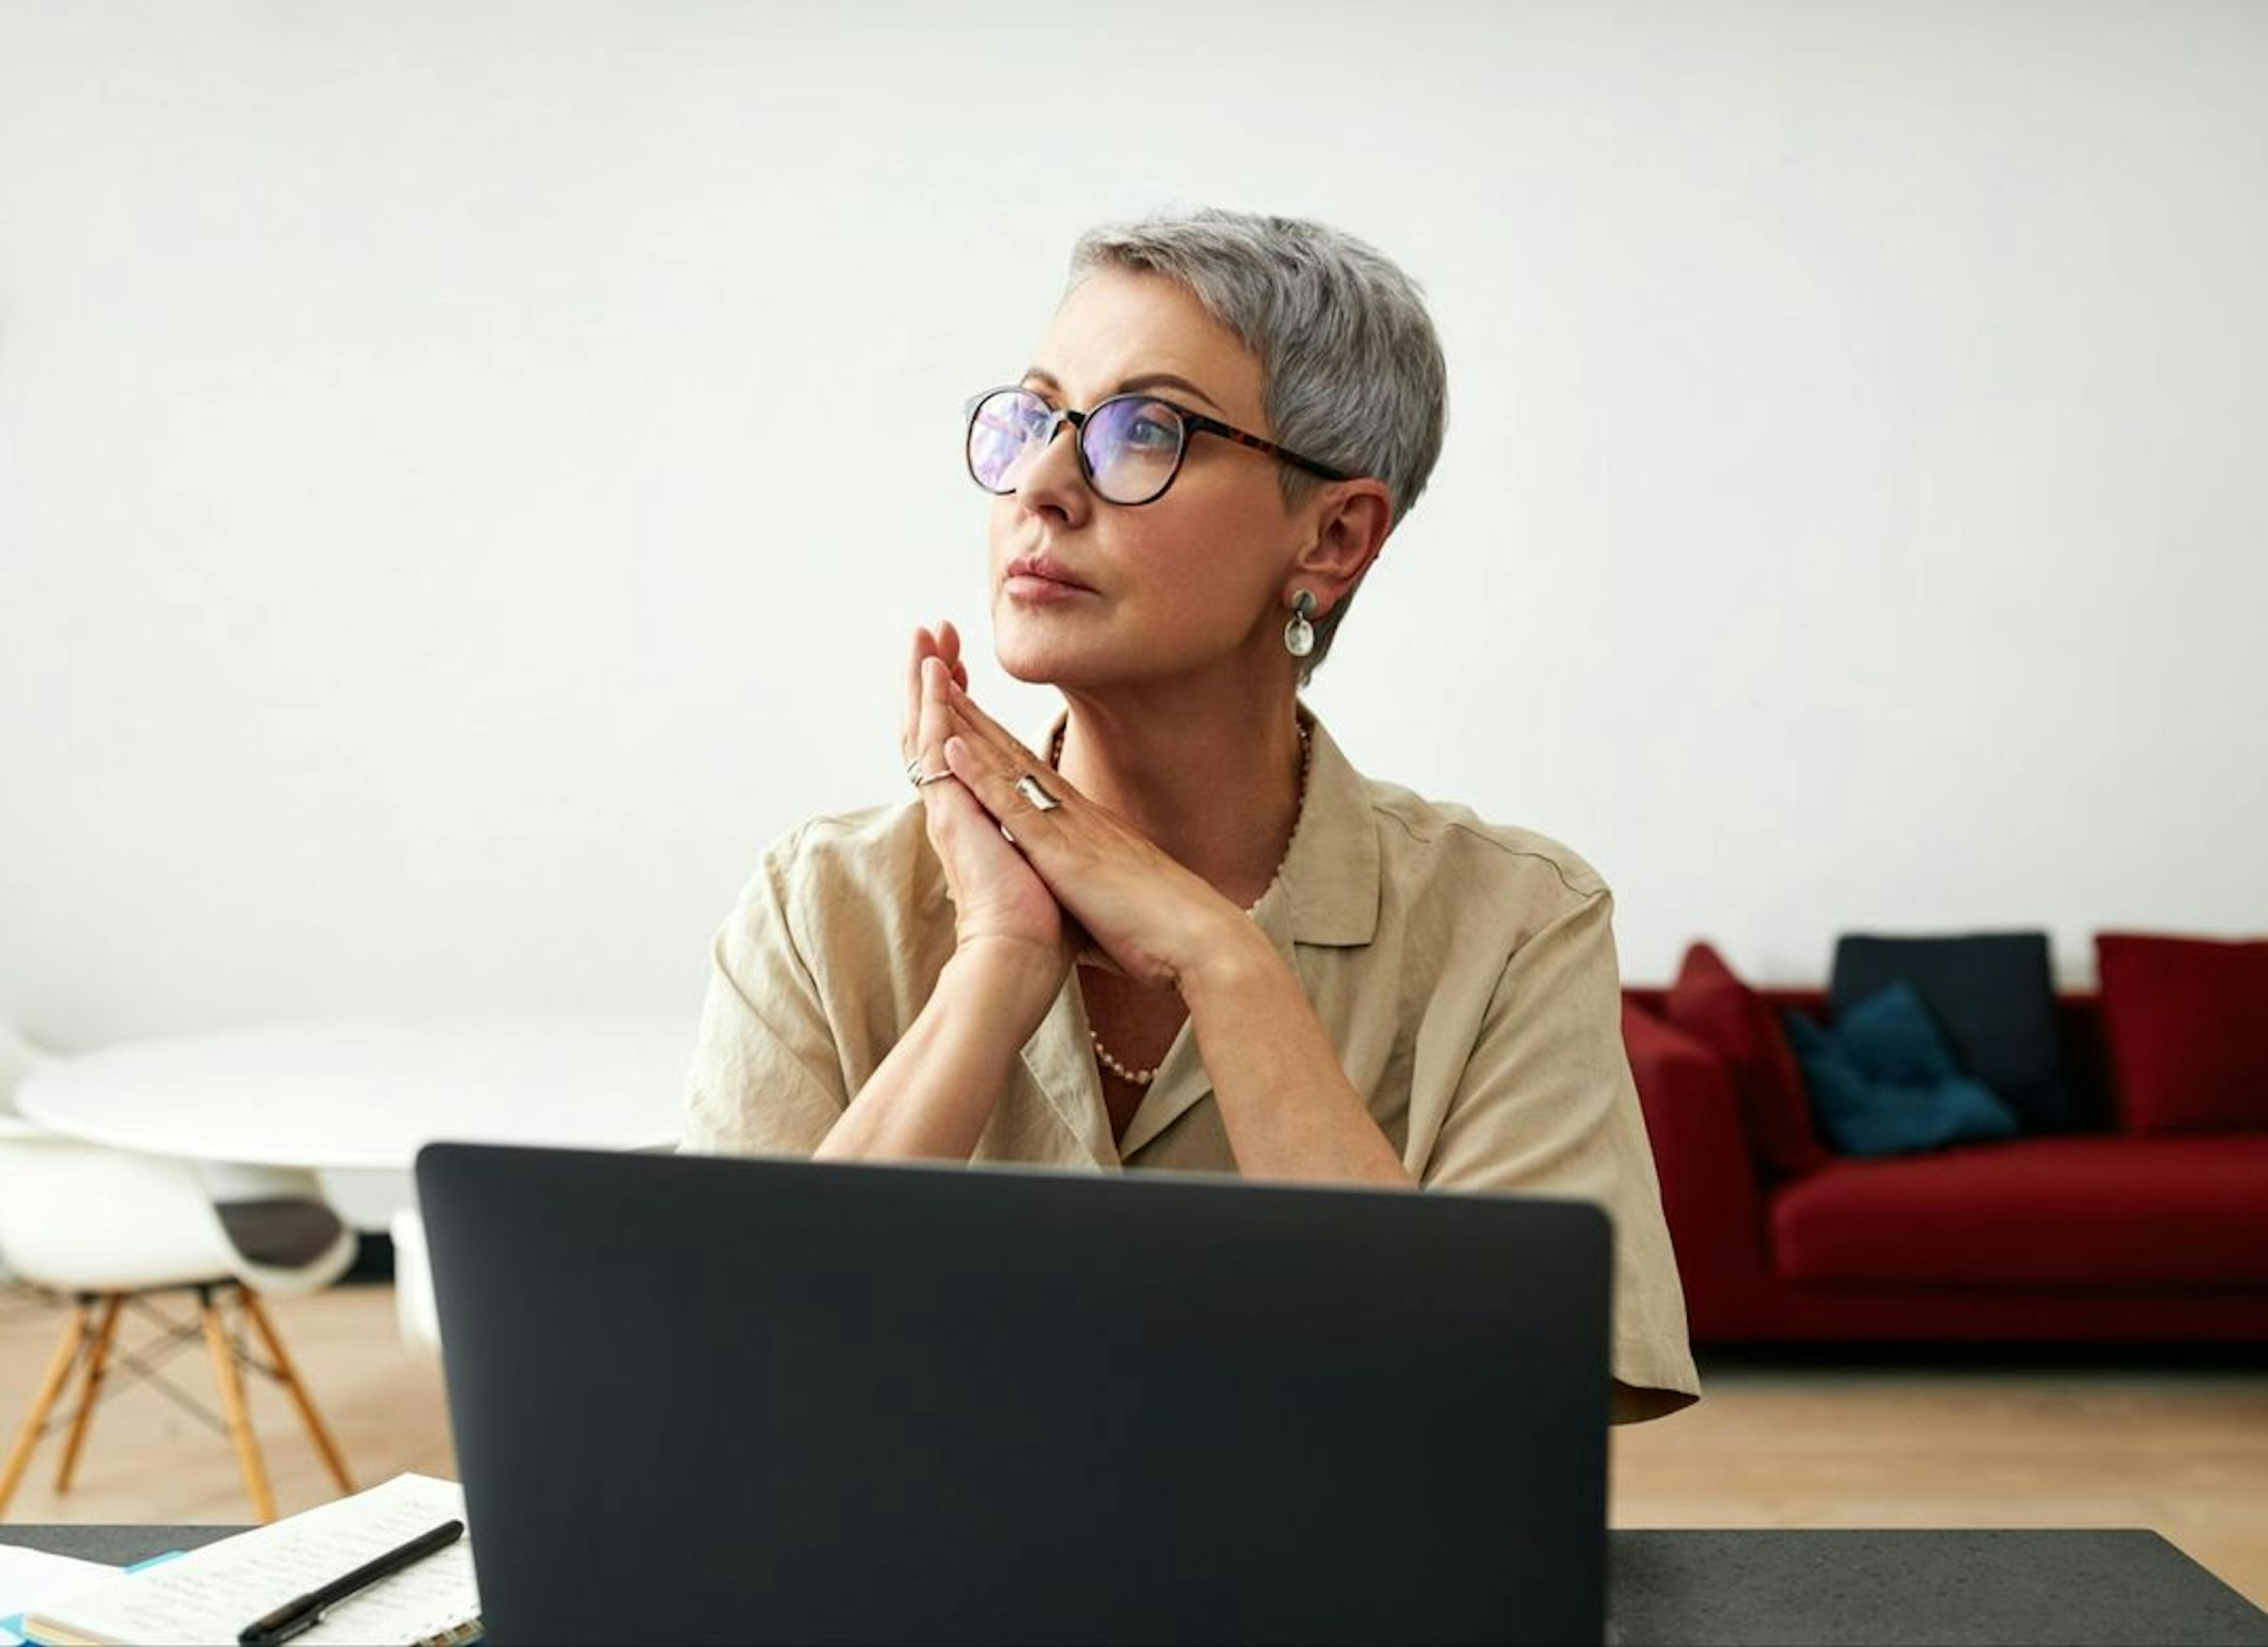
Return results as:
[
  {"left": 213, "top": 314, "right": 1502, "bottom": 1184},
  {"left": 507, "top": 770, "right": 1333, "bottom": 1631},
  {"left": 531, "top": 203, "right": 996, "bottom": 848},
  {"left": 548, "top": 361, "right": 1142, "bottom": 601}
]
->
[
  {"left": 911, "top": 770, "right": 953, "bottom": 787},
  {"left": 1014, "top": 773, "right": 1062, "bottom": 812}
]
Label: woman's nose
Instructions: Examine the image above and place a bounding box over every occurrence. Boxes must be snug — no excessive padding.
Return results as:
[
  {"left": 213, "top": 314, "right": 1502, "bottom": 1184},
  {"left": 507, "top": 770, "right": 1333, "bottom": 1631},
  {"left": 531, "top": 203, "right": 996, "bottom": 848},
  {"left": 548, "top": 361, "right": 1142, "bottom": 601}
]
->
[{"left": 1014, "top": 418, "right": 1090, "bottom": 525}]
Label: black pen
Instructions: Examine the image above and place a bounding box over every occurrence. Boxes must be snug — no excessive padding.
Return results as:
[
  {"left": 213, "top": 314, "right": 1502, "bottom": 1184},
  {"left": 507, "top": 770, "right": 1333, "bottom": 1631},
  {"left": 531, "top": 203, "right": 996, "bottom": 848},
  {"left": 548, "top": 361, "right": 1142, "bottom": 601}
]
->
[{"left": 237, "top": 1518, "right": 466, "bottom": 1647}]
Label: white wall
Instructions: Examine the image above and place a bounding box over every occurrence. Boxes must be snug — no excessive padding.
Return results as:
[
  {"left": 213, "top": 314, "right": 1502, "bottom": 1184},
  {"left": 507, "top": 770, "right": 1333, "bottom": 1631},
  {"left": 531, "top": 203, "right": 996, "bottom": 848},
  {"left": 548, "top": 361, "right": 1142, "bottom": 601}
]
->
[{"left": 4, "top": 0, "right": 2264, "bottom": 1054}]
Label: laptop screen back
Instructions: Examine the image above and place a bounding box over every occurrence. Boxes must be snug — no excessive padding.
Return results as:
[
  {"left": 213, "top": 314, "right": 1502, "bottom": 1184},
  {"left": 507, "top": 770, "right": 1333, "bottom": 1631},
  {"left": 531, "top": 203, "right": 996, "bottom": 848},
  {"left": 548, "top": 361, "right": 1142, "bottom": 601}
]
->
[{"left": 417, "top": 1144, "right": 1611, "bottom": 1645}]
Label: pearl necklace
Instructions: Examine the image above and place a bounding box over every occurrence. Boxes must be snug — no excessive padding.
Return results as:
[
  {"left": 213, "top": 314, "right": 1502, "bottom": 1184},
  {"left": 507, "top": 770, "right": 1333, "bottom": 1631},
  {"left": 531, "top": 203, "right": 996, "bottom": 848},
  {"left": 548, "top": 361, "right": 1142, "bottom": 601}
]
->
[{"left": 1065, "top": 720, "right": 1314, "bottom": 1089}]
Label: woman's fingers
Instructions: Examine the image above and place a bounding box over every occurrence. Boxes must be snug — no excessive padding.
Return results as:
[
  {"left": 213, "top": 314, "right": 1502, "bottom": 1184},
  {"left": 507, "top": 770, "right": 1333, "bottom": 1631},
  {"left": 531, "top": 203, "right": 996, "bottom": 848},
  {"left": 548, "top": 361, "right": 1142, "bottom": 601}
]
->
[
  {"left": 929, "top": 680, "right": 1078, "bottom": 841},
  {"left": 937, "top": 619, "right": 969, "bottom": 690},
  {"left": 904, "top": 623, "right": 972, "bottom": 770},
  {"left": 902, "top": 625, "right": 937, "bottom": 766},
  {"left": 943, "top": 728, "right": 1069, "bottom": 847},
  {"left": 939, "top": 673, "right": 1047, "bottom": 772},
  {"left": 916, "top": 655, "right": 956, "bottom": 783}
]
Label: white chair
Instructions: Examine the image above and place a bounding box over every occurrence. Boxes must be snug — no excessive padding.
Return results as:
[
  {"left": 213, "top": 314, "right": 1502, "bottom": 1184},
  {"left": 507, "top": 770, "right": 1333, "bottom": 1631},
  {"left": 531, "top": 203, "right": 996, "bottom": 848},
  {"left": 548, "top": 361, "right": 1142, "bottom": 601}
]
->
[
  {"left": 0, "top": 1023, "right": 45, "bottom": 1290},
  {"left": 0, "top": 1107, "right": 359, "bottom": 1521},
  {"left": 389, "top": 1205, "right": 441, "bottom": 1358},
  {"left": 0, "top": 1023, "right": 43, "bottom": 1118}
]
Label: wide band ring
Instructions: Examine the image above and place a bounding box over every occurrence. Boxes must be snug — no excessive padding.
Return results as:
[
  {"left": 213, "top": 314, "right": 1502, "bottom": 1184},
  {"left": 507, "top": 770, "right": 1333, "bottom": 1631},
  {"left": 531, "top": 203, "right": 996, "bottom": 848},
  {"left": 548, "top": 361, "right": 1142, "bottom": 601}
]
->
[{"left": 1014, "top": 773, "right": 1063, "bottom": 812}]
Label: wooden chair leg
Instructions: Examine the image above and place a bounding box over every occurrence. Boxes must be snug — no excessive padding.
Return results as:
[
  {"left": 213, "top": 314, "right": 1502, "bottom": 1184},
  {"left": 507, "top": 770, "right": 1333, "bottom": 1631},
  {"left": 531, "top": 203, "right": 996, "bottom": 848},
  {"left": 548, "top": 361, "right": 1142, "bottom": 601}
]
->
[
  {"left": 0, "top": 1300, "right": 89, "bottom": 1519},
  {"left": 54, "top": 1294, "right": 125, "bottom": 1493},
  {"left": 237, "top": 1289, "right": 353, "bottom": 1496},
  {"left": 200, "top": 1287, "right": 276, "bottom": 1523}
]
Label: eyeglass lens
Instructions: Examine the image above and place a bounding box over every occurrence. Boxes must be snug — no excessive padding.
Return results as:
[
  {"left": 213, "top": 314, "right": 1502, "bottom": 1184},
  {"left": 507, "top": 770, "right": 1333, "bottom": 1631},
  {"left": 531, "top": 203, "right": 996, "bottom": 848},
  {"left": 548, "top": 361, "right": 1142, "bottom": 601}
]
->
[{"left": 967, "top": 389, "right": 1187, "bottom": 505}]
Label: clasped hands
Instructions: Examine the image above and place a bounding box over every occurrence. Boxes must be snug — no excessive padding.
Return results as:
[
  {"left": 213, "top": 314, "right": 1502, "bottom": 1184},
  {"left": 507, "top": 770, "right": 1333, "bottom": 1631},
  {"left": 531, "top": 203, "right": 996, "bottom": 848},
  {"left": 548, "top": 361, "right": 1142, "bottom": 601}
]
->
[{"left": 901, "top": 622, "right": 1256, "bottom": 1001}]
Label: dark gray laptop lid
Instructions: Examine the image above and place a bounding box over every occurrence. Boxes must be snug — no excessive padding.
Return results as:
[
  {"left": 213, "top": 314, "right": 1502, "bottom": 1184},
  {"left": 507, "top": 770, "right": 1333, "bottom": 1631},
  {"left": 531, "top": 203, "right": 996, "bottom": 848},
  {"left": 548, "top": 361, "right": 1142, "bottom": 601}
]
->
[{"left": 417, "top": 1144, "right": 1611, "bottom": 1645}]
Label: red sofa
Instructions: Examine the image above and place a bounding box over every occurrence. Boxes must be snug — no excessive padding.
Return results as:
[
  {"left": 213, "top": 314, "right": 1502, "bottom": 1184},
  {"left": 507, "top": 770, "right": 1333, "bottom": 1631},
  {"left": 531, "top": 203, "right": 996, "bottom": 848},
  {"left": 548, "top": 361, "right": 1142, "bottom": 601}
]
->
[{"left": 1620, "top": 987, "right": 2268, "bottom": 1343}]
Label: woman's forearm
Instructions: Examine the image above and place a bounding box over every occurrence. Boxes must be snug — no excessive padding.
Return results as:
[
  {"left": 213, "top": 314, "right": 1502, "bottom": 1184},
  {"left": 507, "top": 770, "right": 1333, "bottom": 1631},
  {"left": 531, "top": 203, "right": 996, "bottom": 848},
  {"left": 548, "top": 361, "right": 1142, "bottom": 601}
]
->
[
  {"left": 1179, "top": 922, "right": 1415, "bottom": 1189},
  {"left": 814, "top": 947, "right": 1061, "bottom": 1163}
]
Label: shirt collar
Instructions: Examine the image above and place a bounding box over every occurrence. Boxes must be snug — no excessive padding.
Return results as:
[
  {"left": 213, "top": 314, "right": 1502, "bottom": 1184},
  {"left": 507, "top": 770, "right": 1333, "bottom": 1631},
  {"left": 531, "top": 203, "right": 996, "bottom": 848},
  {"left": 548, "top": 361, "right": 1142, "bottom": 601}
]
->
[{"left": 1273, "top": 705, "right": 1381, "bottom": 949}]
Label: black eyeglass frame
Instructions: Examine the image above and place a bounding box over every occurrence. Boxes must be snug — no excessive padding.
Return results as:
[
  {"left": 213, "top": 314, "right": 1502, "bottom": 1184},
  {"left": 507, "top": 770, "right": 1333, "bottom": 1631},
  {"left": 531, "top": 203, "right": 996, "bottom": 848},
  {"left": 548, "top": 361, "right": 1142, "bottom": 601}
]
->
[{"left": 963, "top": 385, "right": 1353, "bottom": 507}]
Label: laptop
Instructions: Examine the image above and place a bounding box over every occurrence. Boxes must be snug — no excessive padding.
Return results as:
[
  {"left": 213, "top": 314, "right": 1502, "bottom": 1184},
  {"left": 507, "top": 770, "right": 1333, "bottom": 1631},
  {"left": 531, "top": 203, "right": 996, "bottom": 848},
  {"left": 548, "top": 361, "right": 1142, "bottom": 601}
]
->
[{"left": 415, "top": 1144, "right": 1613, "bottom": 1645}]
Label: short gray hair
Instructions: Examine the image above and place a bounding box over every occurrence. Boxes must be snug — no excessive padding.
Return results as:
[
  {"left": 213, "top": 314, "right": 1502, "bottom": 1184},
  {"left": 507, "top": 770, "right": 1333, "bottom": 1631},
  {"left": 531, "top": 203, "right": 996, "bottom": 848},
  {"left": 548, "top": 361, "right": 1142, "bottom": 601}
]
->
[{"left": 1068, "top": 209, "right": 1448, "bottom": 682}]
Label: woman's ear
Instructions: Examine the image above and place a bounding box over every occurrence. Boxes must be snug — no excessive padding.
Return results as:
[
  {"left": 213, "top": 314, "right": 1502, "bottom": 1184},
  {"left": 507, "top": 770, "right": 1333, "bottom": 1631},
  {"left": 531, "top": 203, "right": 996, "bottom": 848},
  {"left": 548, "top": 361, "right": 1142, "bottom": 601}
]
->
[{"left": 1291, "top": 478, "right": 1394, "bottom": 613}]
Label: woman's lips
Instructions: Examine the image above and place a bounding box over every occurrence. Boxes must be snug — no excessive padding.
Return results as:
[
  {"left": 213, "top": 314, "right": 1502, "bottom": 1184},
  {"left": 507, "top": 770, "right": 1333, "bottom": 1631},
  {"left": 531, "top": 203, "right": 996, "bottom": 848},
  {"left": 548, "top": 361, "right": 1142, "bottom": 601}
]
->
[
  {"left": 1002, "top": 573, "right": 1095, "bottom": 604},
  {"left": 1002, "top": 555, "right": 1096, "bottom": 604}
]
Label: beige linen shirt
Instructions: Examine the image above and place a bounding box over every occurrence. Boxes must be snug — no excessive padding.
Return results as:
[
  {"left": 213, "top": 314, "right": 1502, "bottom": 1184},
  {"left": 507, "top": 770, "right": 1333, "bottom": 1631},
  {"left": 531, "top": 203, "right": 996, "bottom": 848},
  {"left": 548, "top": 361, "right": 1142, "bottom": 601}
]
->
[{"left": 683, "top": 708, "right": 1700, "bottom": 1418}]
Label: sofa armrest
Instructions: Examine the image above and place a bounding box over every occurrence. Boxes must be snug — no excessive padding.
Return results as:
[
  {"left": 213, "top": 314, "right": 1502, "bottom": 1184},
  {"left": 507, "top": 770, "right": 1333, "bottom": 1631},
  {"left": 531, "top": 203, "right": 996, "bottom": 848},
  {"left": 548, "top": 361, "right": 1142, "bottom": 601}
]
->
[{"left": 1621, "top": 999, "right": 1774, "bottom": 1329}]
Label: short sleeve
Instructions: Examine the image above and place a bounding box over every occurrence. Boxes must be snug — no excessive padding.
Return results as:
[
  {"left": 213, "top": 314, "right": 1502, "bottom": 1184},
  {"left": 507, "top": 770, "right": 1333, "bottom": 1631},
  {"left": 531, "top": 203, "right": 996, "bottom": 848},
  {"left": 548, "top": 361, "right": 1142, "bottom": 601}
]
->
[
  {"left": 680, "top": 823, "right": 852, "bottom": 1157},
  {"left": 1423, "top": 887, "right": 1701, "bottom": 1422}
]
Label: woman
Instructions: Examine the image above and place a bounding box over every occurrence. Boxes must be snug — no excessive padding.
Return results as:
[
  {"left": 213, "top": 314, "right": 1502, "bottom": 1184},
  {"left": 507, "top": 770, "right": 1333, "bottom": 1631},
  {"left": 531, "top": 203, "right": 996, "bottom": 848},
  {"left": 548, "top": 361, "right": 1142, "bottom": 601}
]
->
[{"left": 683, "top": 209, "right": 1699, "bottom": 1424}]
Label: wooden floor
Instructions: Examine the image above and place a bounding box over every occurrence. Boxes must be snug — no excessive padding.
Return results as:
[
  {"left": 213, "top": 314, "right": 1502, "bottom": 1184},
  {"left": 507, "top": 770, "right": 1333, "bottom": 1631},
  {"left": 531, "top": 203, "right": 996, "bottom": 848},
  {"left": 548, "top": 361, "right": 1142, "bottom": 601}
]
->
[
  {"left": 0, "top": 1282, "right": 453, "bottom": 1529},
  {"left": 1610, "top": 1345, "right": 2268, "bottom": 1610},
  {"left": 4, "top": 1283, "right": 2263, "bottom": 1610}
]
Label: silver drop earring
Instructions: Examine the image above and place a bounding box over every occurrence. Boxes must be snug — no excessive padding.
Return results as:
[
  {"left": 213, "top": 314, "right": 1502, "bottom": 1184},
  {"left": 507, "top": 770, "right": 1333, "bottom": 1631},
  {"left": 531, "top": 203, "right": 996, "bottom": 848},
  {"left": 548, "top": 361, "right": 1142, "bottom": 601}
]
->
[{"left": 1283, "top": 590, "right": 1317, "bottom": 658}]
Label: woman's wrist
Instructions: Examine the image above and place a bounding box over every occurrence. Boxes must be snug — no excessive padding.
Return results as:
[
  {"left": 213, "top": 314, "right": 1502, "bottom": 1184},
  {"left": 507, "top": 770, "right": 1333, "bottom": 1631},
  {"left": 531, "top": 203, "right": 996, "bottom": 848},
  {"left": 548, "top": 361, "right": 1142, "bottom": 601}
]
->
[
  {"left": 1172, "top": 908, "right": 1284, "bottom": 1004},
  {"left": 943, "top": 938, "right": 1069, "bottom": 1031},
  {"left": 1175, "top": 912, "right": 1416, "bottom": 1189},
  {"left": 815, "top": 939, "right": 1057, "bottom": 1164}
]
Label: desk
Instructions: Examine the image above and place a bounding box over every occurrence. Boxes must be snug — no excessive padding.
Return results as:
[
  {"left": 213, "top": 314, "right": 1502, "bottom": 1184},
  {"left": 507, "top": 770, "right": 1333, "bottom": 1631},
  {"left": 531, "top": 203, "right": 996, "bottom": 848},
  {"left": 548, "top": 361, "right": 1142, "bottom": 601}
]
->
[
  {"left": 5, "top": 1526, "right": 2264, "bottom": 1644},
  {"left": 14, "top": 1018, "right": 691, "bottom": 1171}
]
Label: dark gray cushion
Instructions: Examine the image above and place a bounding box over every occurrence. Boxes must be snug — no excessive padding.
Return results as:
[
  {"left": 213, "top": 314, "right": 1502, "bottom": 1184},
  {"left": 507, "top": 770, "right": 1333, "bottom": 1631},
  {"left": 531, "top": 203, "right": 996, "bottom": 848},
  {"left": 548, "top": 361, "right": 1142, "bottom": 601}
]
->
[
  {"left": 216, "top": 1198, "right": 347, "bottom": 1270},
  {"left": 1829, "top": 932, "right": 2070, "bottom": 1131}
]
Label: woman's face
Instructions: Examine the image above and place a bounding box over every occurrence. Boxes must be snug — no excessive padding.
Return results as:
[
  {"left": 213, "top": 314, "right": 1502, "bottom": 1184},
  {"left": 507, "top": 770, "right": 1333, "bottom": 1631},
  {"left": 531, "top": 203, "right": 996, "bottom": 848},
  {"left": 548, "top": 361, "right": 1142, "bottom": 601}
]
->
[{"left": 988, "top": 269, "right": 1306, "bottom": 691}]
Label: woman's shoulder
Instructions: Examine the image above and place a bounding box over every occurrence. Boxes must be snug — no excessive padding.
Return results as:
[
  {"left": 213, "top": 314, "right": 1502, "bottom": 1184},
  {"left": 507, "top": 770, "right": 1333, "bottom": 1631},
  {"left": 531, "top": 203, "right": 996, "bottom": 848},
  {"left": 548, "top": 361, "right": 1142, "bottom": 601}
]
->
[
  {"left": 742, "top": 799, "right": 946, "bottom": 939},
  {"left": 1353, "top": 773, "right": 1610, "bottom": 919},
  {"left": 765, "top": 796, "right": 929, "bottom": 861},
  {"left": 757, "top": 799, "right": 937, "bottom": 890},
  {"left": 712, "top": 800, "right": 950, "bottom": 1037}
]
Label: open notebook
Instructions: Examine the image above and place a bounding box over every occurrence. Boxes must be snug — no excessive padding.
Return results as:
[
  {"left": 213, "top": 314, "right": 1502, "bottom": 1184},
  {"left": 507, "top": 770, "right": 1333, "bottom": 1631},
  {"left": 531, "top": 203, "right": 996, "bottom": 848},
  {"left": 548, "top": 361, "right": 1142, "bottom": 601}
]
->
[{"left": 21, "top": 1474, "right": 478, "bottom": 1647}]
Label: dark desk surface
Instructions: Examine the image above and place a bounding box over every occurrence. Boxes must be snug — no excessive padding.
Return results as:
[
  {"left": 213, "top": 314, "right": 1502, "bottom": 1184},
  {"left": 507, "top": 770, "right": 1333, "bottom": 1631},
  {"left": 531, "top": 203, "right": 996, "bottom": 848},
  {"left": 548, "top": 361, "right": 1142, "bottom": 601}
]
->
[{"left": 5, "top": 1525, "right": 2264, "bottom": 1646}]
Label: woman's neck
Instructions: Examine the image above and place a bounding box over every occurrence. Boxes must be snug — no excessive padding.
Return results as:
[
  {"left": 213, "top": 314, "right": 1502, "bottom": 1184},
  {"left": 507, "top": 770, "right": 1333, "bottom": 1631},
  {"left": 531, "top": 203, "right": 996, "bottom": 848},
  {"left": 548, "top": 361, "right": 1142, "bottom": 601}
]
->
[{"left": 1052, "top": 673, "right": 1308, "bottom": 910}]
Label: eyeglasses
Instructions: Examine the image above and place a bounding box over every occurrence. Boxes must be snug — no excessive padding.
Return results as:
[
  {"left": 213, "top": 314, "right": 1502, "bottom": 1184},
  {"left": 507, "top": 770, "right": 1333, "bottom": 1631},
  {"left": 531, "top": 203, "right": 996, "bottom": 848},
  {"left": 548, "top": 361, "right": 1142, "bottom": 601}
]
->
[{"left": 963, "top": 385, "right": 1350, "bottom": 507}]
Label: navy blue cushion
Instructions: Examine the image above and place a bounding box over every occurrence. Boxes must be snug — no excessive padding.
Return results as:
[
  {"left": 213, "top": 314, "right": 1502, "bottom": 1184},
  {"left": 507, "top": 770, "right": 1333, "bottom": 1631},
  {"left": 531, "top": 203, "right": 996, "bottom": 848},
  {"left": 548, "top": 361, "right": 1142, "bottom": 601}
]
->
[
  {"left": 1830, "top": 932, "right": 2069, "bottom": 1131},
  {"left": 1784, "top": 981, "right": 2020, "bottom": 1158}
]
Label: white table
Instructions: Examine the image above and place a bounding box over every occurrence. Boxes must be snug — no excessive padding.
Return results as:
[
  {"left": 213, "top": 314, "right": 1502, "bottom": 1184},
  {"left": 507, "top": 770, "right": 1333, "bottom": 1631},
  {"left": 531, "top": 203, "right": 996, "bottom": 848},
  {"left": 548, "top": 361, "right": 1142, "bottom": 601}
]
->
[
  {"left": 15, "top": 1017, "right": 695, "bottom": 1172},
  {"left": 14, "top": 1016, "right": 698, "bottom": 1353}
]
